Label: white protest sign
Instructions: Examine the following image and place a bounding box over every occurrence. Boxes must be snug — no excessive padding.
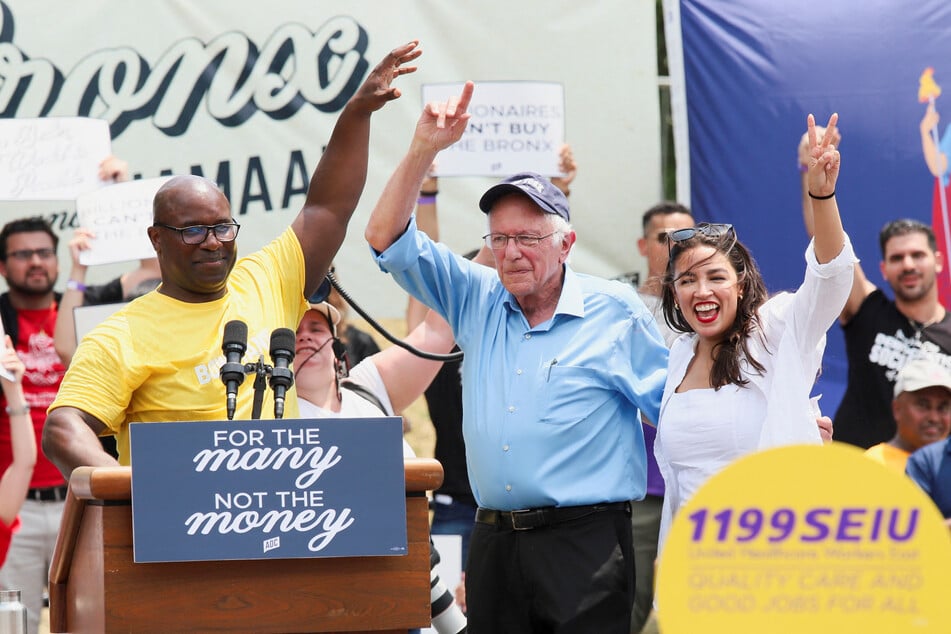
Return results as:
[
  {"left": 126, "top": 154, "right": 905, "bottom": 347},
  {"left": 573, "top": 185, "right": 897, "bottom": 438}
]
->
[
  {"left": 421, "top": 81, "right": 565, "bottom": 177},
  {"left": 0, "top": 117, "right": 111, "bottom": 200},
  {"left": 73, "top": 302, "right": 127, "bottom": 345},
  {"left": 76, "top": 177, "right": 170, "bottom": 266}
]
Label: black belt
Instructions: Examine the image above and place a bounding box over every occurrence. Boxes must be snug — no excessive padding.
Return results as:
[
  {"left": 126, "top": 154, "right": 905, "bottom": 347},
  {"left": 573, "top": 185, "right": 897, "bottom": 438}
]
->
[
  {"left": 476, "top": 501, "right": 631, "bottom": 531},
  {"left": 26, "top": 485, "right": 68, "bottom": 502}
]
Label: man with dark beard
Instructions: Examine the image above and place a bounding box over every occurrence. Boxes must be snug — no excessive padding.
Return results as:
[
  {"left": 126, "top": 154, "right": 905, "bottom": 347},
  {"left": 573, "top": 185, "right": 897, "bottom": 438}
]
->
[
  {"left": 0, "top": 216, "right": 67, "bottom": 634},
  {"left": 803, "top": 214, "right": 951, "bottom": 447},
  {"left": 800, "top": 128, "right": 951, "bottom": 447}
]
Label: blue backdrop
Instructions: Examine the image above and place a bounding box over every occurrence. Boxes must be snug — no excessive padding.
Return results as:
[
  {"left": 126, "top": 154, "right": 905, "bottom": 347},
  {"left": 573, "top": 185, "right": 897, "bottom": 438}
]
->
[{"left": 677, "top": 0, "right": 951, "bottom": 414}]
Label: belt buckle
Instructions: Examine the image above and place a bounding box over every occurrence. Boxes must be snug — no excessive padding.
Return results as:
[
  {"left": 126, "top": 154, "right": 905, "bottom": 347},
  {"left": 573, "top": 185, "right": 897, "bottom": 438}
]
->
[{"left": 509, "top": 508, "right": 541, "bottom": 530}]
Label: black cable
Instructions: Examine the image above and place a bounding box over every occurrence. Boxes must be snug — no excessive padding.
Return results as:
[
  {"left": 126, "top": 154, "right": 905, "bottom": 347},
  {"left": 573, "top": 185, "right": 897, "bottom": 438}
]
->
[{"left": 327, "top": 271, "right": 464, "bottom": 363}]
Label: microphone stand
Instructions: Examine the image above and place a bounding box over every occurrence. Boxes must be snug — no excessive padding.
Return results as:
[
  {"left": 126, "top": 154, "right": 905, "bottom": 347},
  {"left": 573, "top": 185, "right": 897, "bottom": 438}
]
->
[{"left": 250, "top": 356, "right": 271, "bottom": 421}]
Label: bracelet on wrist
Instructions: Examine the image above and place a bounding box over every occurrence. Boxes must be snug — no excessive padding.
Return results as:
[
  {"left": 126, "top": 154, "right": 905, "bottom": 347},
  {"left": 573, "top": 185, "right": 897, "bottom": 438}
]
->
[
  {"left": 5, "top": 404, "right": 30, "bottom": 417},
  {"left": 419, "top": 189, "right": 438, "bottom": 197},
  {"left": 808, "top": 190, "right": 836, "bottom": 201},
  {"left": 417, "top": 195, "right": 437, "bottom": 206},
  {"left": 66, "top": 279, "right": 86, "bottom": 292}
]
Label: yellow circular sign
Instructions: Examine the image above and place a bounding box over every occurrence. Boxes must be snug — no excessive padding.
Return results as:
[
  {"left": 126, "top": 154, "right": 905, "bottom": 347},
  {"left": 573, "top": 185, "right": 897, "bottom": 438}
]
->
[{"left": 655, "top": 443, "right": 951, "bottom": 633}]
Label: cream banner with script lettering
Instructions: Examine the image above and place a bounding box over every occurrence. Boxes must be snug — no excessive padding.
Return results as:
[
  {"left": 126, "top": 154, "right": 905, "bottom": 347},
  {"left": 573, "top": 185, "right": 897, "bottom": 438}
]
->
[{"left": 0, "top": 0, "right": 659, "bottom": 316}]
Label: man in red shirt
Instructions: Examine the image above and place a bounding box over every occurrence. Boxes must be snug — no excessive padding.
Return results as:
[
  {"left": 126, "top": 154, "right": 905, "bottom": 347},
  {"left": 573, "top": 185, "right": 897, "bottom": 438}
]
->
[{"left": 0, "top": 217, "right": 67, "bottom": 634}]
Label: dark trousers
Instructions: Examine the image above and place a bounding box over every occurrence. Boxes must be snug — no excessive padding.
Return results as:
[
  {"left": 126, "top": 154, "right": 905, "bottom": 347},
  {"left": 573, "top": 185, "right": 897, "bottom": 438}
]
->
[
  {"left": 466, "top": 504, "right": 634, "bottom": 634},
  {"left": 630, "top": 495, "right": 662, "bottom": 633}
]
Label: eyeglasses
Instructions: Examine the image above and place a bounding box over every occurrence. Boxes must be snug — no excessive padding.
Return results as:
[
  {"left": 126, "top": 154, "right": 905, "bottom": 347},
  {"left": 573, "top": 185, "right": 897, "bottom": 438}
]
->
[
  {"left": 6, "top": 248, "right": 56, "bottom": 261},
  {"left": 483, "top": 232, "right": 559, "bottom": 250},
  {"left": 153, "top": 221, "right": 240, "bottom": 245}
]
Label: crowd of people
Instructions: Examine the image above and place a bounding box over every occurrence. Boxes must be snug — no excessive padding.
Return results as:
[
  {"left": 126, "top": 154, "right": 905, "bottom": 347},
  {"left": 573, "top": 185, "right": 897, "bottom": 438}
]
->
[{"left": 0, "top": 44, "right": 947, "bottom": 634}]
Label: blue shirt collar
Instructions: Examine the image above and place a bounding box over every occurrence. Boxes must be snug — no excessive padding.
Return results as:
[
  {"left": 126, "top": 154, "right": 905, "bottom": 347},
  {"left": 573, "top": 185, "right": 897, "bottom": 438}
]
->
[{"left": 501, "top": 264, "right": 585, "bottom": 327}]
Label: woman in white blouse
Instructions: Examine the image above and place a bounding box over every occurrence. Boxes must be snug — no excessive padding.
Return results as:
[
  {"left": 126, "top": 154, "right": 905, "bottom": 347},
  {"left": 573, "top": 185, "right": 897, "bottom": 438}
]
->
[{"left": 654, "top": 113, "right": 854, "bottom": 549}]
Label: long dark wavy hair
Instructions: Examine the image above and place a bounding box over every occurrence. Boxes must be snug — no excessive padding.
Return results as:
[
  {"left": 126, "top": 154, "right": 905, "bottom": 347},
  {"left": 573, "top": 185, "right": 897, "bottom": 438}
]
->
[{"left": 661, "top": 230, "right": 769, "bottom": 389}]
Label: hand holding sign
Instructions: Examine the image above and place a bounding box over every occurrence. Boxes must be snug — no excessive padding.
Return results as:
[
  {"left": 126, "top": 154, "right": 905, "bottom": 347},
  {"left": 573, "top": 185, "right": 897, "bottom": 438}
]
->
[
  {"left": 97, "top": 155, "right": 130, "bottom": 183},
  {"left": 551, "top": 144, "right": 576, "bottom": 195},
  {"left": 0, "top": 336, "right": 19, "bottom": 383}
]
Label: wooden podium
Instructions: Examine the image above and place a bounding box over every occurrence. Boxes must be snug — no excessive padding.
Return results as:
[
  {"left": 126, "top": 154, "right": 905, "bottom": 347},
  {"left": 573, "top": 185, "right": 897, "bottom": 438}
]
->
[{"left": 48, "top": 458, "right": 443, "bottom": 634}]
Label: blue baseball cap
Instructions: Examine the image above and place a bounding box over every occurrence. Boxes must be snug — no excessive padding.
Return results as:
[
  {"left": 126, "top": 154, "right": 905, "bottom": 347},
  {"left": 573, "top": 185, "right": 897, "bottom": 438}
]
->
[{"left": 478, "top": 172, "right": 570, "bottom": 221}]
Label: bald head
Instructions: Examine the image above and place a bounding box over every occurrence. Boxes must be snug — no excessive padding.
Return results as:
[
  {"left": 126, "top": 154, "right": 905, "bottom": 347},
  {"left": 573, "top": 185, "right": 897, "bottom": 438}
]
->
[{"left": 153, "top": 175, "right": 229, "bottom": 224}]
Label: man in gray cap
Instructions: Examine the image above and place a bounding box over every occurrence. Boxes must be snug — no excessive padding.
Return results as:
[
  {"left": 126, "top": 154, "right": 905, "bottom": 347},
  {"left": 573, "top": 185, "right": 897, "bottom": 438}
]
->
[
  {"left": 365, "top": 81, "right": 668, "bottom": 633},
  {"left": 864, "top": 356, "right": 951, "bottom": 473}
]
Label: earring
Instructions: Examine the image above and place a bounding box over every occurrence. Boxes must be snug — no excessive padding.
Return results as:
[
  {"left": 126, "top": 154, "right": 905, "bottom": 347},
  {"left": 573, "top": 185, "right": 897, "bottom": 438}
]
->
[{"left": 674, "top": 303, "right": 680, "bottom": 311}]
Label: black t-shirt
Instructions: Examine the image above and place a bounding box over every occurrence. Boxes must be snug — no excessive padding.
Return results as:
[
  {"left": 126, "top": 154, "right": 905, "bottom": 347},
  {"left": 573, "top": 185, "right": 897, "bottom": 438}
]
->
[
  {"left": 423, "top": 347, "right": 475, "bottom": 505},
  {"left": 81, "top": 277, "right": 123, "bottom": 306},
  {"left": 834, "top": 289, "right": 951, "bottom": 448}
]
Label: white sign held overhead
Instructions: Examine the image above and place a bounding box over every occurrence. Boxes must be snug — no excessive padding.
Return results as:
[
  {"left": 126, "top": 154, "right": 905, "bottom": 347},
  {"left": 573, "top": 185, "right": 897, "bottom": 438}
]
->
[
  {"left": 0, "top": 117, "right": 112, "bottom": 201},
  {"left": 422, "top": 81, "right": 565, "bottom": 177},
  {"left": 75, "top": 177, "right": 171, "bottom": 266}
]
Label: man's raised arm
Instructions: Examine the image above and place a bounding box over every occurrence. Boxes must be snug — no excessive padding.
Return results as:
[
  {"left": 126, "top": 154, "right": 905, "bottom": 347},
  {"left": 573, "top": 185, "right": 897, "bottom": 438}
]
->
[
  {"left": 292, "top": 41, "right": 422, "bottom": 297},
  {"left": 365, "top": 81, "right": 473, "bottom": 253}
]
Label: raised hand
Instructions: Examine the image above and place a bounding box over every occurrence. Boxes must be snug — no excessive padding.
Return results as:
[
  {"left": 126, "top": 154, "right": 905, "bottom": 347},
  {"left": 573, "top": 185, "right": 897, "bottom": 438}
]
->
[
  {"left": 798, "top": 125, "right": 841, "bottom": 169},
  {"left": 350, "top": 40, "right": 422, "bottom": 114},
  {"left": 806, "top": 113, "right": 840, "bottom": 198},
  {"left": 552, "top": 144, "right": 576, "bottom": 195},
  {"left": 98, "top": 156, "right": 129, "bottom": 183},
  {"left": 0, "top": 336, "right": 24, "bottom": 387},
  {"left": 67, "top": 228, "right": 95, "bottom": 268},
  {"left": 415, "top": 81, "right": 474, "bottom": 154}
]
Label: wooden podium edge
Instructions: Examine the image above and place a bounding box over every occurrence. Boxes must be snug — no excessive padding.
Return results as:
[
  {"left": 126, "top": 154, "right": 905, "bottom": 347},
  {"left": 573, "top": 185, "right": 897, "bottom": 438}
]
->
[{"left": 48, "top": 458, "right": 443, "bottom": 633}]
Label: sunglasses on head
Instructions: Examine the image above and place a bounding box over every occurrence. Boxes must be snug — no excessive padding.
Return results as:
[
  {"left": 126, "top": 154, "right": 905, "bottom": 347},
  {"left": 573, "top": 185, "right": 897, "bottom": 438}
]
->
[
  {"left": 667, "top": 223, "right": 735, "bottom": 255},
  {"left": 667, "top": 223, "right": 734, "bottom": 243}
]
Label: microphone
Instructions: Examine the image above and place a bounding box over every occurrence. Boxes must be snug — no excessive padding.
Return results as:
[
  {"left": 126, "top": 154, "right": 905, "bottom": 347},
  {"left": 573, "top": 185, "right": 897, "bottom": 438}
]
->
[
  {"left": 221, "top": 320, "right": 248, "bottom": 420},
  {"left": 269, "top": 328, "right": 296, "bottom": 419}
]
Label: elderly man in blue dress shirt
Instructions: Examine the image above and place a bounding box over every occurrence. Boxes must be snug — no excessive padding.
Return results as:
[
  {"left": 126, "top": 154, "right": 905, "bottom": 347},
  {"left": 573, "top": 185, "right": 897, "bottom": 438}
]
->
[{"left": 365, "top": 81, "right": 668, "bottom": 633}]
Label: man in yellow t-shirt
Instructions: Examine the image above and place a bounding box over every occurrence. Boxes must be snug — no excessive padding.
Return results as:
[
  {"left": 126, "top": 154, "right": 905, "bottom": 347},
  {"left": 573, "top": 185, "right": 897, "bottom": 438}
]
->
[
  {"left": 41, "top": 42, "right": 422, "bottom": 473},
  {"left": 864, "top": 357, "right": 951, "bottom": 473}
]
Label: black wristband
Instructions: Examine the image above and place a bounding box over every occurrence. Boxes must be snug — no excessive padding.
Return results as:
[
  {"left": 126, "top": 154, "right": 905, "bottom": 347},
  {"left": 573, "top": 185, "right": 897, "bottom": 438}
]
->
[
  {"left": 808, "top": 190, "right": 835, "bottom": 200},
  {"left": 419, "top": 189, "right": 439, "bottom": 197}
]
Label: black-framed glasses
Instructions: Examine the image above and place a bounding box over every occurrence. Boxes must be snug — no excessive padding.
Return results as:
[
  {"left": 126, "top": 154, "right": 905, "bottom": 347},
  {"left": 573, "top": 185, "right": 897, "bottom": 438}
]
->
[
  {"left": 6, "top": 248, "right": 56, "bottom": 261},
  {"left": 482, "top": 232, "right": 559, "bottom": 250},
  {"left": 153, "top": 221, "right": 240, "bottom": 245}
]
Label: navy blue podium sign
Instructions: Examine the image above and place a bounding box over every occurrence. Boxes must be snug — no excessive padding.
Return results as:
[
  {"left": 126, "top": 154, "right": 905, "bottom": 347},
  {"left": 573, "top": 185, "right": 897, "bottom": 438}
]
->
[{"left": 129, "top": 417, "right": 407, "bottom": 563}]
